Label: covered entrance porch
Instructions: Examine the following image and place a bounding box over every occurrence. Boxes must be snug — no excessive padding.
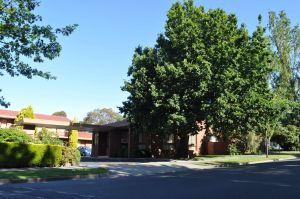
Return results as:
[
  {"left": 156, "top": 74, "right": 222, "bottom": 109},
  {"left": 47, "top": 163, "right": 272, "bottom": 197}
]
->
[
  {"left": 92, "top": 120, "right": 132, "bottom": 157},
  {"left": 71, "top": 120, "right": 133, "bottom": 158}
]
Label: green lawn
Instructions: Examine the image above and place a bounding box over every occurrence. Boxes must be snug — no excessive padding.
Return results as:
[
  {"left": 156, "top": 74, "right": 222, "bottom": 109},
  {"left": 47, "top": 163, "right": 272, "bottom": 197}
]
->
[
  {"left": 0, "top": 167, "right": 108, "bottom": 180},
  {"left": 193, "top": 151, "right": 300, "bottom": 166}
]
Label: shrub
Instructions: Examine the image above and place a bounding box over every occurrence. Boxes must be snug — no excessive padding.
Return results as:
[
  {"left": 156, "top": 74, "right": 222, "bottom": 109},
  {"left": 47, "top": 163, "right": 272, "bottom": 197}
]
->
[
  {"left": 161, "top": 150, "right": 175, "bottom": 158},
  {"left": 246, "top": 132, "right": 262, "bottom": 154},
  {"left": 75, "top": 149, "right": 81, "bottom": 164},
  {"left": 69, "top": 118, "right": 78, "bottom": 149},
  {"left": 228, "top": 143, "right": 241, "bottom": 156},
  {"left": 116, "top": 145, "right": 128, "bottom": 157},
  {"left": 35, "top": 127, "right": 63, "bottom": 146},
  {"left": 134, "top": 149, "right": 152, "bottom": 158},
  {"left": 0, "top": 128, "right": 33, "bottom": 143},
  {"left": 272, "top": 125, "right": 300, "bottom": 151},
  {"left": 61, "top": 147, "right": 81, "bottom": 166},
  {"left": 0, "top": 142, "right": 62, "bottom": 168}
]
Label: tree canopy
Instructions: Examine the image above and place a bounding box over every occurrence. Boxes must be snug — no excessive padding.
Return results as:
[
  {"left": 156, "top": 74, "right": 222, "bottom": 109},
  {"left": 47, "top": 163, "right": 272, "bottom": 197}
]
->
[
  {"left": 52, "top": 111, "right": 67, "bottom": 117},
  {"left": 120, "top": 0, "right": 281, "bottom": 157},
  {"left": 69, "top": 118, "right": 78, "bottom": 149},
  {"left": 15, "top": 105, "right": 35, "bottom": 124},
  {"left": 0, "top": 0, "right": 77, "bottom": 107},
  {"left": 268, "top": 11, "right": 300, "bottom": 150},
  {"left": 83, "top": 108, "right": 123, "bottom": 125}
]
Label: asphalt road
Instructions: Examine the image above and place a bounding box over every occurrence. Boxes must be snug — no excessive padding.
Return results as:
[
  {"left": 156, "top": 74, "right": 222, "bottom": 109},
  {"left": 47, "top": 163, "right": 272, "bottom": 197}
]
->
[{"left": 1, "top": 159, "right": 300, "bottom": 199}]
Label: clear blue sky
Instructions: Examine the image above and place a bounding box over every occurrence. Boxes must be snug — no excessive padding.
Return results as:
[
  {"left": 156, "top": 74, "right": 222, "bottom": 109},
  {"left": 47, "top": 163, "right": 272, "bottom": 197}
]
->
[{"left": 0, "top": 0, "right": 299, "bottom": 120}]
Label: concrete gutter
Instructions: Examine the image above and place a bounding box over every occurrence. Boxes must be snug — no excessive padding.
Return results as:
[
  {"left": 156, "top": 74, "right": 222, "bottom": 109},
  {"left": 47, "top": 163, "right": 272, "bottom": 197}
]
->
[
  {"left": 192, "top": 157, "right": 299, "bottom": 167},
  {"left": 245, "top": 157, "right": 297, "bottom": 165}
]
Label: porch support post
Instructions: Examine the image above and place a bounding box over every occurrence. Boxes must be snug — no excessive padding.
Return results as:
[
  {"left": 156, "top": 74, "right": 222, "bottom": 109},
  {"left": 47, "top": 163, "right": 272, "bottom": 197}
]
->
[
  {"left": 108, "top": 130, "right": 111, "bottom": 157},
  {"left": 128, "top": 127, "right": 131, "bottom": 158}
]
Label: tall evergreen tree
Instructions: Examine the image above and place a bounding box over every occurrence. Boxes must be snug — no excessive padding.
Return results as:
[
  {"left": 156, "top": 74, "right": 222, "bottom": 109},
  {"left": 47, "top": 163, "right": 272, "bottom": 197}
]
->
[{"left": 69, "top": 118, "right": 78, "bottom": 149}]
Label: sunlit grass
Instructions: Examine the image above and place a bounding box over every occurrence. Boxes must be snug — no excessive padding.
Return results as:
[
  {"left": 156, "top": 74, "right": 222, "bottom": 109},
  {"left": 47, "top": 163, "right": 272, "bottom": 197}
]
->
[{"left": 193, "top": 151, "right": 300, "bottom": 166}]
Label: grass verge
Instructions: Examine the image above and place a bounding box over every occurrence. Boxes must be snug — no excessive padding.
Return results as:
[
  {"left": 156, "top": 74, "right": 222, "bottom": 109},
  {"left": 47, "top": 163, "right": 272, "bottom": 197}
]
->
[
  {"left": 0, "top": 167, "right": 108, "bottom": 180},
  {"left": 193, "top": 151, "right": 300, "bottom": 166}
]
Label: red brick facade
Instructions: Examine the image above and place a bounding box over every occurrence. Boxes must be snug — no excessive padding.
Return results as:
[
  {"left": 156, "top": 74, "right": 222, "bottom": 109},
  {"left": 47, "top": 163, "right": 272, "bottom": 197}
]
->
[{"left": 0, "top": 109, "right": 92, "bottom": 148}]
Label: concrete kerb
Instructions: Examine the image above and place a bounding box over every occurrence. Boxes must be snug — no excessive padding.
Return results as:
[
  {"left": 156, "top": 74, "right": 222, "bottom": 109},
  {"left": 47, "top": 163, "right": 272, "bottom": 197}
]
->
[
  {"left": 246, "top": 157, "right": 297, "bottom": 165},
  {"left": 0, "top": 172, "right": 109, "bottom": 185},
  {"left": 189, "top": 156, "right": 299, "bottom": 168}
]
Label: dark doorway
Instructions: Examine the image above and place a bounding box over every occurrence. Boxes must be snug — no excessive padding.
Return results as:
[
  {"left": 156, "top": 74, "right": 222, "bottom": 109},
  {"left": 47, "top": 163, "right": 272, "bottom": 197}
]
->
[{"left": 98, "top": 132, "right": 109, "bottom": 156}]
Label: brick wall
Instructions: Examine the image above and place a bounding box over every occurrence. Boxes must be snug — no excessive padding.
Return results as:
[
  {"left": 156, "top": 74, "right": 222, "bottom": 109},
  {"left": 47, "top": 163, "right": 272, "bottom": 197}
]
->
[{"left": 207, "top": 142, "right": 228, "bottom": 155}]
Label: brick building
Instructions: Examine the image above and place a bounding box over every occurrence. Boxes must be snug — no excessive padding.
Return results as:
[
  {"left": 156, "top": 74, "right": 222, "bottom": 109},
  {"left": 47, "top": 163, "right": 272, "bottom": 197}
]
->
[
  {"left": 0, "top": 109, "right": 92, "bottom": 148},
  {"left": 88, "top": 120, "right": 228, "bottom": 157},
  {"left": 0, "top": 109, "right": 227, "bottom": 157}
]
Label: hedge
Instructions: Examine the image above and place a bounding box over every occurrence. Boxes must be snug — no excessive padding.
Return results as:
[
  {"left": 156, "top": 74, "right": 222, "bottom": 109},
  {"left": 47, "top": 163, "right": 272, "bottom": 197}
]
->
[
  {"left": 0, "top": 128, "right": 33, "bottom": 143},
  {"left": 0, "top": 142, "right": 62, "bottom": 168}
]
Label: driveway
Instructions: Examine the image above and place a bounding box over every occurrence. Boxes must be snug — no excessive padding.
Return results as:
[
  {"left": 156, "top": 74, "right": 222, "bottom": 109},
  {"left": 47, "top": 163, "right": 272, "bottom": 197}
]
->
[
  {"left": 80, "top": 160, "right": 214, "bottom": 176},
  {"left": 1, "top": 159, "right": 300, "bottom": 198}
]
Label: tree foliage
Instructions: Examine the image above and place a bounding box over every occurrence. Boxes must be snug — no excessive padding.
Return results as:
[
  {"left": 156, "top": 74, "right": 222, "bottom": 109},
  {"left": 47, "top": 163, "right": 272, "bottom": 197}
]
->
[
  {"left": 268, "top": 11, "right": 300, "bottom": 150},
  {"left": 15, "top": 105, "right": 35, "bottom": 124},
  {"left": 268, "top": 11, "right": 300, "bottom": 100},
  {"left": 34, "top": 127, "right": 63, "bottom": 146},
  {"left": 52, "top": 111, "right": 67, "bottom": 117},
  {"left": 0, "top": 127, "right": 33, "bottom": 143},
  {"left": 83, "top": 108, "right": 123, "bottom": 125},
  {"left": 68, "top": 118, "right": 78, "bottom": 149},
  {"left": 0, "top": 0, "right": 77, "bottom": 107},
  {"left": 121, "top": 0, "right": 278, "bottom": 157}
]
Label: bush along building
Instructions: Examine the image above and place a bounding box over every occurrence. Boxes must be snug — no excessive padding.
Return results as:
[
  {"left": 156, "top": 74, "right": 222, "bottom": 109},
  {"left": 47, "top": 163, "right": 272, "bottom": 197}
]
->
[{"left": 0, "top": 109, "right": 92, "bottom": 148}]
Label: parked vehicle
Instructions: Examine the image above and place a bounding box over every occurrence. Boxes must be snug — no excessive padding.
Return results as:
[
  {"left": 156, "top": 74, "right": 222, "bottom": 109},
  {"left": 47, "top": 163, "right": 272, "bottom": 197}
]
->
[
  {"left": 78, "top": 146, "right": 92, "bottom": 156},
  {"left": 270, "top": 142, "right": 283, "bottom": 151}
]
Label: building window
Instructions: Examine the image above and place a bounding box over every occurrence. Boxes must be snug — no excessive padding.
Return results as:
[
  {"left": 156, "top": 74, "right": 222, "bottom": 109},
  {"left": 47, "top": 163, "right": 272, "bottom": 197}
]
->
[
  {"left": 23, "top": 124, "right": 35, "bottom": 130},
  {"left": 189, "top": 135, "right": 196, "bottom": 147},
  {"left": 0, "top": 119, "right": 7, "bottom": 128},
  {"left": 121, "top": 131, "right": 128, "bottom": 143}
]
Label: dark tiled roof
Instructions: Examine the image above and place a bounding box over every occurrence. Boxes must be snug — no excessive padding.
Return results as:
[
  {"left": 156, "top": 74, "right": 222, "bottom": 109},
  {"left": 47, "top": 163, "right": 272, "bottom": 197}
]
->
[{"left": 105, "top": 120, "right": 129, "bottom": 128}]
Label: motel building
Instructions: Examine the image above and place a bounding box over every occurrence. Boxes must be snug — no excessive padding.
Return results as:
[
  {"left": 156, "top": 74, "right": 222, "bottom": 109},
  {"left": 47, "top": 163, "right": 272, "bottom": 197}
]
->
[
  {"left": 0, "top": 109, "right": 92, "bottom": 148},
  {"left": 0, "top": 109, "right": 227, "bottom": 158},
  {"left": 74, "top": 120, "right": 228, "bottom": 158}
]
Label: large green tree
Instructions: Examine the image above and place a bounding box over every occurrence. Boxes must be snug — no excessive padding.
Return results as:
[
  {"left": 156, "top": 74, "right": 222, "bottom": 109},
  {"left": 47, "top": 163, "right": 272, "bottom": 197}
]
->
[
  {"left": 0, "top": 0, "right": 77, "bottom": 107},
  {"left": 121, "top": 1, "right": 212, "bottom": 157},
  {"left": 121, "top": 0, "right": 280, "bottom": 158},
  {"left": 268, "top": 11, "right": 300, "bottom": 100},
  {"left": 52, "top": 111, "right": 67, "bottom": 117},
  {"left": 207, "top": 17, "right": 276, "bottom": 151},
  {"left": 83, "top": 108, "right": 123, "bottom": 125},
  {"left": 268, "top": 11, "right": 300, "bottom": 150}
]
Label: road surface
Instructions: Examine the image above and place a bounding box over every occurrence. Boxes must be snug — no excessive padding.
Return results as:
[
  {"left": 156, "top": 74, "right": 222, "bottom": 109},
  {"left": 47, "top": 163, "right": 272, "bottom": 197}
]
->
[{"left": 1, "top": 159, "right": 300, "bottom": 199}]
